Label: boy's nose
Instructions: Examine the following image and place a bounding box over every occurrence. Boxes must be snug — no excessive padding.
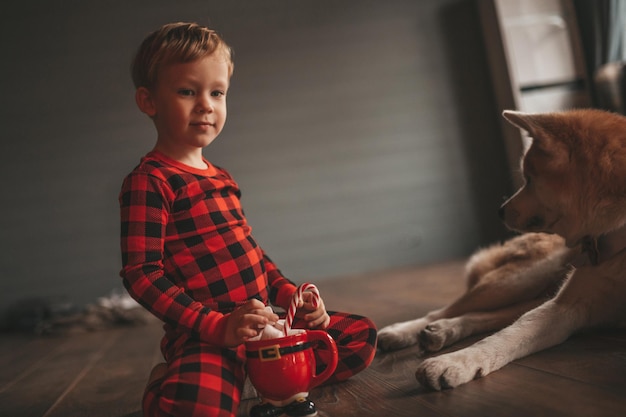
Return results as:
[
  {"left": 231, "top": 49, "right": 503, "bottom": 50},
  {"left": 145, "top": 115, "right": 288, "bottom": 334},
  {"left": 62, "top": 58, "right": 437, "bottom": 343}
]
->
[
  {"left": 196, "top": 100, "right": 213, "bottom": 113},
  {"left": 196, "top": 94, "right": 214, "bottom": 113}
]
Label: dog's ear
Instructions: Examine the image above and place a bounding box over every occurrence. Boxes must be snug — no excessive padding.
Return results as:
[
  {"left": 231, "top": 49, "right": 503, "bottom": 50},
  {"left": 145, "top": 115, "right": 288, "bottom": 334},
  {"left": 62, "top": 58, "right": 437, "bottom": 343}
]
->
[
  {"left": 502, "top": 110, "right": 570, "bottom": 165},
  {"left": 502, "top": 110, "right": 543, "bottom": 136}
]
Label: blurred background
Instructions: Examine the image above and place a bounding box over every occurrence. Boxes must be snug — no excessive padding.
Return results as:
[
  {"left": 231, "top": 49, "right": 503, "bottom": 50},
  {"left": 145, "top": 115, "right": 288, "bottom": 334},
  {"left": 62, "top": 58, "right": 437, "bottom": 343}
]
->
[{"left": 1, "top": 0, "right": 622, "bottom": 321}]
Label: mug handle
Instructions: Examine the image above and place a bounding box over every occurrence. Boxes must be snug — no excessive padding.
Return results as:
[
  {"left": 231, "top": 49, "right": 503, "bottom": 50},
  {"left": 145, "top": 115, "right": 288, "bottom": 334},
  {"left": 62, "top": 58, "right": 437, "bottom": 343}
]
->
[{"left": 307, "top": 330, "right": 339, "bottom": 389}]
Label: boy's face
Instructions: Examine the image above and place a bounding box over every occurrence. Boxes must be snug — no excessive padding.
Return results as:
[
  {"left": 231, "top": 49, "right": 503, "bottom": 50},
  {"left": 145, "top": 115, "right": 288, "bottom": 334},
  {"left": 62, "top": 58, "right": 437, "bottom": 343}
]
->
[{"left": 136, "top": 54, "right": 230, "bottom": 156}]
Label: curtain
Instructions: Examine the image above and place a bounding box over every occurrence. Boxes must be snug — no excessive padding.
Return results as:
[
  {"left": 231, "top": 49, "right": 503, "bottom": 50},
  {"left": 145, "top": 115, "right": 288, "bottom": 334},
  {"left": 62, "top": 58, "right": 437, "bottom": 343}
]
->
[
  {"left": 572, "top": 0, "right": 626, "bottom": 108},
  {"left": 573, "top": 0, "right": 626, "bottom": 67},
  {"left": 605, "top": 0, "right": 626, "bottom": 62}
]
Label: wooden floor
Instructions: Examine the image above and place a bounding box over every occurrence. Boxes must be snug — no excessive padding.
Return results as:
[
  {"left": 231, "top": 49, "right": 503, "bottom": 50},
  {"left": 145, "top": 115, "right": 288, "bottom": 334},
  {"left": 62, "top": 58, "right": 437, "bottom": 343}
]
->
[{"left": 2, "top": 260, "right": 626, "bottom": 417}]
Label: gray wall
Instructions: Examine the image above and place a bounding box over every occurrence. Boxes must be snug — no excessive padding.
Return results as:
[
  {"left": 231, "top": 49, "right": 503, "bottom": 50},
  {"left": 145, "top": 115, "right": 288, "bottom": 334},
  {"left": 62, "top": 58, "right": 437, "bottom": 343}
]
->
[{"left": 0, "top": 0, "right": 511, "bottom": 311}]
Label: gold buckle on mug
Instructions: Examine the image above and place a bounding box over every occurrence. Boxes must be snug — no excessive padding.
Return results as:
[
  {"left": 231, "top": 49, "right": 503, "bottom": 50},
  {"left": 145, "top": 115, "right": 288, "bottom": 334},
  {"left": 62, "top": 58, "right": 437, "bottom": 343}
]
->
[{"left": 259, "top": 344, "right": 282, "bottom": 361}]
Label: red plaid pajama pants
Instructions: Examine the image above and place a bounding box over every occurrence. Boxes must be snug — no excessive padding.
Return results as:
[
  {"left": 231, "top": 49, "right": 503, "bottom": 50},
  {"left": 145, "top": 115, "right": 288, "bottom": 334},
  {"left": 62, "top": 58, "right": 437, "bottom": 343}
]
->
[{"left": 143, "top": 311, "right": 377, "bottom": 417}]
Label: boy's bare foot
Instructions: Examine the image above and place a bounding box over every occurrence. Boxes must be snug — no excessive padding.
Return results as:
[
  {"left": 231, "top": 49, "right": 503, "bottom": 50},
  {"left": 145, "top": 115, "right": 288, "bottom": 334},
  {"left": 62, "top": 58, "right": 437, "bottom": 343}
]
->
[{"left": 147, "top": 362, "right": 168, "bottom": 387}]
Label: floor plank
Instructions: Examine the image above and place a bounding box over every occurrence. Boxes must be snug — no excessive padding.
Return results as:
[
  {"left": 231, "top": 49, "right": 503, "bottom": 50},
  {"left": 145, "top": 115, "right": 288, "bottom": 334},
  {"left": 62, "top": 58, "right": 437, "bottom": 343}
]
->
[
  {"left": 0, "top": 331, "right": 123, "bottom": 417},
  {"left": 418, "top": 364, "right": 626, "bottom": 417},
  {"left": 44, "top": 324, "right": 163, "bottom": 417},
  {"left": 0, "top": 334, "right": 68, "bottom": 390},
  {"left": 516, "top": 330, "right": 626, "bottom": 391}
]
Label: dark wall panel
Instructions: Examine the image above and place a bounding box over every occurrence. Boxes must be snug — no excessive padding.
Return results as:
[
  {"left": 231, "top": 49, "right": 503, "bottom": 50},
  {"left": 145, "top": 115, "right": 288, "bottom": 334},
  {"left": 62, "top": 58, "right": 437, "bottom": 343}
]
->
[{"left": 0, "top": 0, "right": 510, "bottom": 310}]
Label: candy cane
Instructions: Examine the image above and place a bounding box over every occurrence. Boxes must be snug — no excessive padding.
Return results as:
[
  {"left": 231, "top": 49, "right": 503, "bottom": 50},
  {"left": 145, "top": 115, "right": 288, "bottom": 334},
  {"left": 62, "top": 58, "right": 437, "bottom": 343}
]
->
[{"left": 283, "top": 283, "right": 320, "bottom": 336}]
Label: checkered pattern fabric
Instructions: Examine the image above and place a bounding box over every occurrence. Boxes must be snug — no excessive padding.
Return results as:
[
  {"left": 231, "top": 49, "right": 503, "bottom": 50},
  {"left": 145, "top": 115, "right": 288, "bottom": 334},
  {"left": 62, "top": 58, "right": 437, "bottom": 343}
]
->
[
  {"left": 143, "top": 338, "right": 246, "bottom": 417},
  {"left": 120, "top": 151, "right": 377, "bottom": 417},
  {"left": 321, "top": 313, "right": 377, "bottom": 384},
  {"left": 143, "top": 312, "right": 377, "bottom": 417},
  {"left": 120, "top": 151, "right": 297, "bottom": 345}
]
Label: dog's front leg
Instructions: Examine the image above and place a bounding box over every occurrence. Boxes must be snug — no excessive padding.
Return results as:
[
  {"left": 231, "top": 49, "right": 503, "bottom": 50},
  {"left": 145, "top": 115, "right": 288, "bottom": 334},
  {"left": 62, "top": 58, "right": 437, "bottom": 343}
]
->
[
  {"left": 415, "top": 299, "right": 577, "bottom": 390},
  {"left": 377, "top": 313, "right": 440, "bottom": 352}
]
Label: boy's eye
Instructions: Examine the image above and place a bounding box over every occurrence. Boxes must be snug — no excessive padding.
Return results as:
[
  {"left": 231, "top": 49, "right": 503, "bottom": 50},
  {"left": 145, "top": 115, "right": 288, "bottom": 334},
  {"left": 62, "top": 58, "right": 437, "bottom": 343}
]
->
[
  {"left": 211, "top": 90, "right": 225, "bottom": 97},
  {"left": 178, "top": 89, "right": 194, "bottom": 96}
]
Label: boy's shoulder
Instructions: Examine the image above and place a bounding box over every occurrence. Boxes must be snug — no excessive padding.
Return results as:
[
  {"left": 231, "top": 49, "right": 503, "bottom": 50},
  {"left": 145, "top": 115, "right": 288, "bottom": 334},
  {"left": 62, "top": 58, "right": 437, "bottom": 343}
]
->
[
  {"left": 122, "top": 153, "right": 173, "bottom": 185},
  {"left": 130, "top": 153, "right": 171, "bottom": 175}
]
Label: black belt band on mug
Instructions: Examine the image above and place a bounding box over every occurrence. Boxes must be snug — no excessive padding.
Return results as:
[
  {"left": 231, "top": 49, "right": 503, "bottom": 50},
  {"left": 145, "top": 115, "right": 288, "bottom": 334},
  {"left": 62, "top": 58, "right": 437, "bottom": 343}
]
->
[{"left": 246, "top": 342, "right": 313, "bottom": 362}]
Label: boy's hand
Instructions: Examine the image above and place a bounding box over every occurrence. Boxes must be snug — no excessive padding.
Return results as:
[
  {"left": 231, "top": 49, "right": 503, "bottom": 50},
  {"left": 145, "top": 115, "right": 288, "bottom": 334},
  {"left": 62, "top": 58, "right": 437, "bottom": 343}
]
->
[
  {"left": 295, "top": 291, "right": 330, "bottom": 330},
  {"left": 222, "top": 299, "right": 279, "bottom": 347}
]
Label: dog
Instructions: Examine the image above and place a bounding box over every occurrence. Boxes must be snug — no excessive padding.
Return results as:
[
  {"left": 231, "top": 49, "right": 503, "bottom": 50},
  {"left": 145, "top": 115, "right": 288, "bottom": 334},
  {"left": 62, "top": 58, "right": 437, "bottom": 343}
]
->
[{"left": 377, "top": 108, "right": 626, "bottom": 390}]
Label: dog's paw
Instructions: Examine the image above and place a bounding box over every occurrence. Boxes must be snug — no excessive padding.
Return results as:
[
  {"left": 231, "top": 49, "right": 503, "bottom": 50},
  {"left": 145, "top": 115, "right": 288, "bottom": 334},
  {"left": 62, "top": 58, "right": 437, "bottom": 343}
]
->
[
  {"left": 415, "top": 355, "right": 484, "bottom": 390},
  {"left": 419, "top": 319, "right": 460, "bottom": 353},
  {"left": 377, "top": 320, "right": 425, "bottom": 352}
]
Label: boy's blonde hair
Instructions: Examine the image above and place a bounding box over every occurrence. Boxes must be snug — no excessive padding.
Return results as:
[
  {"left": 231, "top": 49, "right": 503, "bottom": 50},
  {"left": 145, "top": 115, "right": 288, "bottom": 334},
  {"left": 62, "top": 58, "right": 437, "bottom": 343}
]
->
[{"left": 131, "top": 22, "right": 233, "bottom": 89}]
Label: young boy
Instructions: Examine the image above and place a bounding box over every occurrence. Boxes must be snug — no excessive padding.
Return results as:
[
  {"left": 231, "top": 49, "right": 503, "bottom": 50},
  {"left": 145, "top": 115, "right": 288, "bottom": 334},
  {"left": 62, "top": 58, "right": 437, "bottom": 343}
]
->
[{"left": 119, "top": 22, "right": 377, "bottom": 417}]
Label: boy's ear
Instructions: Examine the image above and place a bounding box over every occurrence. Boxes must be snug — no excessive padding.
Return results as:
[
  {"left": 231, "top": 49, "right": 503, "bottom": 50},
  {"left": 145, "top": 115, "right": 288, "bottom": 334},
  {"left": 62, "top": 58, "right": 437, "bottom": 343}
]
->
[{"left": 135, "top": 87, "right": 157, "bottom": 117}]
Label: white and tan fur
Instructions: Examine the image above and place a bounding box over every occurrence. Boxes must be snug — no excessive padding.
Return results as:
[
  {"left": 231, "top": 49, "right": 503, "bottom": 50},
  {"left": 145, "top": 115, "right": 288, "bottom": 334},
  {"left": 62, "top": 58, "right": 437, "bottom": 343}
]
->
[{"left": 378, "top": 109, "right": 626, "bottom": 390}]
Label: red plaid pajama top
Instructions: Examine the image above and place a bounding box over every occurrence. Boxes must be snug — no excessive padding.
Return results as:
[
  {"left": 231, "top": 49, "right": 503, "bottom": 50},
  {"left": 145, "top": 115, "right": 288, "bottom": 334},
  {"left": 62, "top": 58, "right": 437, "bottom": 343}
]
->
[{"left": 119, "top": 151, "right": 297, "bottom": 346}]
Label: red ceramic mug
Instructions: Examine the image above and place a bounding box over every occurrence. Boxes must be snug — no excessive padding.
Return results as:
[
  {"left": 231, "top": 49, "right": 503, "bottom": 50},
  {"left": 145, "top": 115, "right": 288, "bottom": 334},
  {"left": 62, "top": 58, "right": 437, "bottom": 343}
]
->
[{"left": 245, "top": 329, "right": 338, "bottom": 406}]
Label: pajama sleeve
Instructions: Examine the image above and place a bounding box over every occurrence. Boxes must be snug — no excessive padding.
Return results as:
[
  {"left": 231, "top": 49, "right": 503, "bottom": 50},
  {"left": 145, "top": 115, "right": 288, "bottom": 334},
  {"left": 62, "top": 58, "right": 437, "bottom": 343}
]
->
[{"left": 119, "top": 172, "right": 228, "bottom": 345}]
